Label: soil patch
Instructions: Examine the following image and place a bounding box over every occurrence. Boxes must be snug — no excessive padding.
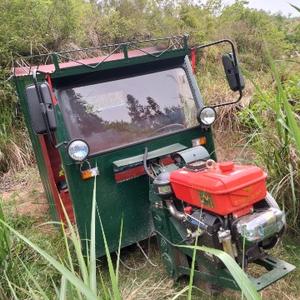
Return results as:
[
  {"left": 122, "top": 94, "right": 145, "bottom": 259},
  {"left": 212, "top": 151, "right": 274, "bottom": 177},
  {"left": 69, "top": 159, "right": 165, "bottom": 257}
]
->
[{"left": 0, "top": 166, "right": 48, "bottom": 219}]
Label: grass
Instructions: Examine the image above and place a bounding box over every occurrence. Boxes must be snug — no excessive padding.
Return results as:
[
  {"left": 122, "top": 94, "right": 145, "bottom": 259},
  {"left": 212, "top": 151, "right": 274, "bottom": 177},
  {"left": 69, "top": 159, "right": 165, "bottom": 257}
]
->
[
  {"left": 0, "top": 197, "right": 300, "bottom": 300},
  {"left": 0, "top": 197, "right": 9, "bottom": 267},
  {"left": 0, "top": 70, "right": 34, "bottom": 175},
  {"left": 199, "top": 45, "right": 300, "bottom": 229},
  {"left": 236, "top": 55, "right": 300, "bottom": 227},
  {"left": 1, "top": 108, "right": 300, "bottom": 299},
  {"left": 0, "top": 168, "right": 263, "bottom": 299}
]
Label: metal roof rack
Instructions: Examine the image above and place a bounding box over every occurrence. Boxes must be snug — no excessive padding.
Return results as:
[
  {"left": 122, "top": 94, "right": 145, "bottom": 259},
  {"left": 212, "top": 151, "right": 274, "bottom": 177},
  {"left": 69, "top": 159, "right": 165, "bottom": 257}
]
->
[{"left": 13, "top": 35, "right": 189, "bottom": 77}]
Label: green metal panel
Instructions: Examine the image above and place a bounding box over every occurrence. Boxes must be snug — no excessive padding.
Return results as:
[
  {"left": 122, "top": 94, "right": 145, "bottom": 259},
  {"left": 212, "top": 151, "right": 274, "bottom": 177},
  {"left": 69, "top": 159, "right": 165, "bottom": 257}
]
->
[
  {"left": 13, "top": 37, "right": 217, "bottom": 257},
  {"left": 64, "top": 127, "right": 215, "bottom": 257},
  {"left": 113, "top": 143, "right": 187, "bottom": 169},
  {"left": 248, "top": 256, "right": 296, "bottom": 291}
]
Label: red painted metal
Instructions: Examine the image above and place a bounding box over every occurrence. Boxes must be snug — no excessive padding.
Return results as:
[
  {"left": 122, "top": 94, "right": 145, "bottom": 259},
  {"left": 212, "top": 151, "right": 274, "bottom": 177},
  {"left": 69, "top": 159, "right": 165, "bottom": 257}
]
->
[
  {"left": 159, "top": 156, "right": 174, "bottom": 166},
  {"left": 219, "top": 161, "right": 234, "bottom": 172},
  {"left": 39, "top": 135, "right": 75, "bottom": 223},
  {"left": 191, "top": 48, "right": 196, "bottom": 73},
  {"left": 232, "top": 206, "right": 253, "bottom": 218},
  {"left": 170, "top": 162, "right": 267, "bottom": 215},
  {"left": 45, "top": 74, "right": 58, "bottom": 105},
  {"left": 183, "top": 206, "right": 193, "bottom": 215},
  {"left": 115, "top": 165, "right": 145, "bottom": 183},
  {"left": 59, "top": 189, "right": 74, "bottom": 223},
  {"left": 14, "top": 47, "right": 160, "bottom": 77}
]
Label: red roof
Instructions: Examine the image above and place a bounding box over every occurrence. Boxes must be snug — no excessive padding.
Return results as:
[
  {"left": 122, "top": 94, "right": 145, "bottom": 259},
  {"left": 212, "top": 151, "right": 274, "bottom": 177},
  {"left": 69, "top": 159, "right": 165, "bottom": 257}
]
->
[{"left": 14, "top": 47, "right": 160, "bottom": 77}]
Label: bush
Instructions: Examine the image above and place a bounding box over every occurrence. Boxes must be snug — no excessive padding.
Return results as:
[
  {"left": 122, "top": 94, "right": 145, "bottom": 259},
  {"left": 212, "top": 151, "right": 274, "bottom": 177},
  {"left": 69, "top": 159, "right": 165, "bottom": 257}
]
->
[
  {"left": 239, "top": 66, "right": 300, "bottom": 226},
  {"left": 0, "top": 0, "right": 298, "bottom": 174}
]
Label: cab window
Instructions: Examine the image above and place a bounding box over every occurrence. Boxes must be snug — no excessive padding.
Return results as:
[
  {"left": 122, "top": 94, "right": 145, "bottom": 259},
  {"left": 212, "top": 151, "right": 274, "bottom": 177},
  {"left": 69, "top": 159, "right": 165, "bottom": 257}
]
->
[{"left": 57, "top": 68, "right": 198, "bottom": 154}]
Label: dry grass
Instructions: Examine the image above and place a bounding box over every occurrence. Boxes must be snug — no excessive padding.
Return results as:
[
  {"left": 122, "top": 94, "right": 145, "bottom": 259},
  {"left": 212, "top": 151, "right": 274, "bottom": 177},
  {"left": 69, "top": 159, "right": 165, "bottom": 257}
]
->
[
  {"left": 0, "top": 131, "right": 34, "bottom": 175},
  {"left": 0, "top": 166, "right": 48, "bottom": 219},
  {"left": 197, "top": 68, "right": 255, "bottom": 132}
]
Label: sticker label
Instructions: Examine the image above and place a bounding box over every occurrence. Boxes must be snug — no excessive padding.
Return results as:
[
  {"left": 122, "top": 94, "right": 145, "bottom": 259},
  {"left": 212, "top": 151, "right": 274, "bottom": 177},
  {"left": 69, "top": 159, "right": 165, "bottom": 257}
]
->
[{"left": 199, "top": 191, "right": 214, "bottom": 208}]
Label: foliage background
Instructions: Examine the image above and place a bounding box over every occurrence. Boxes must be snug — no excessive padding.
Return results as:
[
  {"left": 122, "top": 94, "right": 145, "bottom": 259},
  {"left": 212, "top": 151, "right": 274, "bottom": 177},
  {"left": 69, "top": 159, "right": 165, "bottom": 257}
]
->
[
  {"left": 1, "top": 0, "right": 299, "bottom": 172},
  {"left": 0, "top": 0, "right": 299, "bottom": 218}
]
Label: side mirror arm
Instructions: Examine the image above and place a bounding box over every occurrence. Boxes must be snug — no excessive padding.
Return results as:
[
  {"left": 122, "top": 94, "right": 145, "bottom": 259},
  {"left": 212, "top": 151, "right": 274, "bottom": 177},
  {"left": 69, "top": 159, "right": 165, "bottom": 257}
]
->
[
  {"left": 212, "top": 89, "right": 243, "bottom": 109},
  {"left": 192, "top": 39, "right": 238, "bottom": 65},
  {"left": 191, "top": 39, "right": 244, "bottom": 108}
]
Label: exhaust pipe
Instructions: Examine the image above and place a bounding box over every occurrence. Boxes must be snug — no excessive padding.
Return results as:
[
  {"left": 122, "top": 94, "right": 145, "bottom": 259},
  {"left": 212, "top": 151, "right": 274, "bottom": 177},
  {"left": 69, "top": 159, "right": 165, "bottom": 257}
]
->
[{"left": 165, "top": 200, "right": 186, "bottom": 221}]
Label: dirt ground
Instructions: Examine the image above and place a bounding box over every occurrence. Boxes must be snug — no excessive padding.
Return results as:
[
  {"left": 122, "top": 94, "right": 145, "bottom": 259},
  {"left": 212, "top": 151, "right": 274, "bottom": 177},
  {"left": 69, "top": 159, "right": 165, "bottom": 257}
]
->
[{"left": 0, "top": 166, "right": 48, "bottom": 218}]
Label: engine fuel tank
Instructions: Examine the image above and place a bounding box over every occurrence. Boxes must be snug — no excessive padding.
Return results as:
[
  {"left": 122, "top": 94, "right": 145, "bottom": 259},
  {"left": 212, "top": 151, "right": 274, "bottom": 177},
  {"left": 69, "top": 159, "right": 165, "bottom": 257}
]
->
[{"left": 170, "top": 161, "right": 267, "bottom": 215}]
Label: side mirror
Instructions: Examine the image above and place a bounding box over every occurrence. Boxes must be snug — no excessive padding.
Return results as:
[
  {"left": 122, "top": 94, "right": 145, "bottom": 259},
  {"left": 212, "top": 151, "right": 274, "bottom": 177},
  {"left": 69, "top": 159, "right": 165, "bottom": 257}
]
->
[
  {"left": 25, "top": 82, "right": 57, "bottom": 134},
  {"left": 222, "top": 53, "right": 245, "bottom": 92}
]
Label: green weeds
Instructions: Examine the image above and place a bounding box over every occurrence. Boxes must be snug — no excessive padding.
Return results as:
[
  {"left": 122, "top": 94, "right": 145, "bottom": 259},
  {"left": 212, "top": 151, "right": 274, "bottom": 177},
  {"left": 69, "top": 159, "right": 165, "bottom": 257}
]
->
[
  {"left": 0, "top": 199, "right": 9, "bottom": 267},
  {"left": 0, "top": 177, "right": 261, "bottom": 299},
  {"left": 238, "top": 59, "right": 300, "bottom": 226}
]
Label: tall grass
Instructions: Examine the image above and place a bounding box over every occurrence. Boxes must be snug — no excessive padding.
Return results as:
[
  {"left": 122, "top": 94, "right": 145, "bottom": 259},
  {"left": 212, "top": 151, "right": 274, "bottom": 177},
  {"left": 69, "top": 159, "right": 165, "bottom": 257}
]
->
[
  {"left": 0, "top": 198, "right": 9, "bottom": 267},
  {"left": 0, "top": 178, "right": 120, "bottom": 299},
  {"left": 239, "top": 56, "right": 300, "bottom": 226},
  {"left": 185, "top": 245, "right": 260, "bottom": 300},
  {"left": 0, "top": 71, "right": 33, "bottom": 174},
  {"left": 0, "top": 177, "right": 261, "bottom": 299}
]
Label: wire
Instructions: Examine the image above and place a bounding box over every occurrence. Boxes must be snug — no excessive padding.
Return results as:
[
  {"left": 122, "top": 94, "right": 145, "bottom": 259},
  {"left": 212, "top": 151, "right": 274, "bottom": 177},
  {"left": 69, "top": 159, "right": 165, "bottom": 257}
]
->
[
  {"left": 143, "top": 147, "right": 155, "bottom": 179},
  {"left": 137, "top": 241, "right": 158, "bottom": 267},
  {"left": 154, "top": 230, "right": 184, "bottom": 248},
  {"left": 117, "top": 233, "right": 157, "bottom": 271},
  {"left": 118, "top": 229, "right": 197, "bottom": 271},
  {"left": 118, "top": 254, "right": 148, "bottom": 271}
]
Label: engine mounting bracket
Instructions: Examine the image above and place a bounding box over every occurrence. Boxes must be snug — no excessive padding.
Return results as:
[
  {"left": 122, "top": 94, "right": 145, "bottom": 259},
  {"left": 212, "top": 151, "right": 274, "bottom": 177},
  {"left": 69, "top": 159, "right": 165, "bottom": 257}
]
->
[{"left": 249, "top": 255, "right": 295, "bottom": 291}]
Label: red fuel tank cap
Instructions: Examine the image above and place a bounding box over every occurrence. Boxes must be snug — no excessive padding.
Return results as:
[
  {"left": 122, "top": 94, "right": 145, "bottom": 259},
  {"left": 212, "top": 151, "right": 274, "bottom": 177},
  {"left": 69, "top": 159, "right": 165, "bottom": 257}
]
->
[{"left": 219, "top": 161, "right": 234, "bottom": 172}]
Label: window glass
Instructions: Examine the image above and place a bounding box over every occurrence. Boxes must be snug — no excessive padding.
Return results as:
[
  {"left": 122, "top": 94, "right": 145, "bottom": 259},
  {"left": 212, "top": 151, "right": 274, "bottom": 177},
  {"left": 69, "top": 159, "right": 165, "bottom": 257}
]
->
[{"left": 57, "top": 68, "right": 198, "bottom": 154}]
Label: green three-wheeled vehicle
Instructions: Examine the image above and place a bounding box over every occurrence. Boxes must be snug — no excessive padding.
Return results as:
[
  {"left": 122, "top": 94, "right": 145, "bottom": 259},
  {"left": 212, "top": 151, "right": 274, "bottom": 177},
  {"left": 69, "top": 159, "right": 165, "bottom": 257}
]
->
[{"left": 13, "top": 35, "right": 295, "bottom": 293}]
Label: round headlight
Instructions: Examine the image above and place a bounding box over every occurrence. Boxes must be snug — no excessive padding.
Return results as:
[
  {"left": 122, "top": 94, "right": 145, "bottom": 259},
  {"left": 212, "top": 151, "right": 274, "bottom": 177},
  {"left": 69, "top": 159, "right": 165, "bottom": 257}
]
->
[
  {"left": 67, "top": 139, "right": 89, "bottom": 161},
  {"left": 197, "top": 107, "right": 217, "bottom": 126}
]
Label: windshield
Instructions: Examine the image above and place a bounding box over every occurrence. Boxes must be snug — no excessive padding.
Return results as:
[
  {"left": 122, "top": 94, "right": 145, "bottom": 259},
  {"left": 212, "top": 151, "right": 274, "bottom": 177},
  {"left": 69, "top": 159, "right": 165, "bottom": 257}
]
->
[{"left": 56, "top": 68, "right": 198, "bottom": 154}]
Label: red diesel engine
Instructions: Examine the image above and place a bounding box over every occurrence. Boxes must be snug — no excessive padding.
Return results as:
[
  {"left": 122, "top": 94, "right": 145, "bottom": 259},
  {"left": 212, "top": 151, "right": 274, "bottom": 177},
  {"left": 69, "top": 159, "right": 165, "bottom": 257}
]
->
[
  {"left": 152, "top": 146, "right": 286, "bottom": 265},
  {"left": 170, "top": 161, "right": 267, "bottom": 216}
]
